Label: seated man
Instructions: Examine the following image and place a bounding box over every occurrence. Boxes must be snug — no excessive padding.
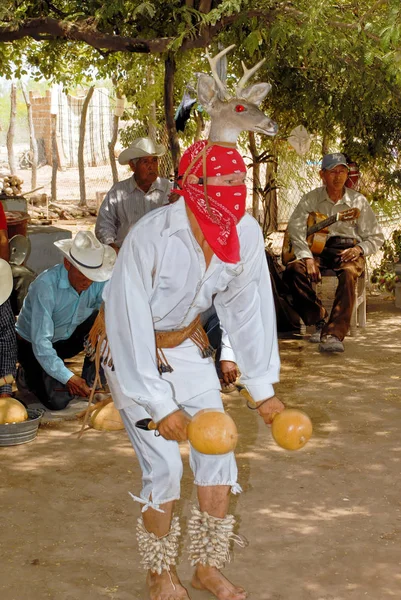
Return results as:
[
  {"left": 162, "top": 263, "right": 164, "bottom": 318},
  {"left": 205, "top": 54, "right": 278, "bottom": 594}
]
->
[
  {"left": 283, "top": 152, "right": 384, "bottom": 353},
  {"left": 15, "top": 231, "right": 116, "bottom": 410},
  {"left": 95, "top": 137, "right": 172, "bottom": 253},
  {"left": 0, "top": 259, "right": 17, "bottom": 398},
  {"left": 0, "top": 201, "right": 36, "bottom": 315}
]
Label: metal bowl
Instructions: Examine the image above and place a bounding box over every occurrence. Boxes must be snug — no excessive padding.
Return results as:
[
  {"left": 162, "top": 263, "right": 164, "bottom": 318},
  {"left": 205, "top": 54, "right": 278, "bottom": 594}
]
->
[{"left": 0, "top": 408, "right": 44, "bottom": 447}]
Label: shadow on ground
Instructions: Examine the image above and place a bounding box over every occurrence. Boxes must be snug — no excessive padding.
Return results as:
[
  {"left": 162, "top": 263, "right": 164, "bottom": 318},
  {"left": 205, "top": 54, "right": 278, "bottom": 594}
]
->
[{"left": 1, "top": 296, "right": 401, "bottom": 600}]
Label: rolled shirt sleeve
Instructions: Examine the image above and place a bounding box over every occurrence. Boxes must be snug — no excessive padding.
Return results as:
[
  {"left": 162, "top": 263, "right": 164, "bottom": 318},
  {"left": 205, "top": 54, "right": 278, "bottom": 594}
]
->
[
  {"left": 95, "top": 190, "right": 118, "bottom": 246},
  {"left": 214, "top": 218, "right": 280, "bottom": 402},
  {"left": 355, "top": 200, "right": 385, "bottom": 256},
  {"left": 28, "top": 283, "right": 74, "bottom": 385}
]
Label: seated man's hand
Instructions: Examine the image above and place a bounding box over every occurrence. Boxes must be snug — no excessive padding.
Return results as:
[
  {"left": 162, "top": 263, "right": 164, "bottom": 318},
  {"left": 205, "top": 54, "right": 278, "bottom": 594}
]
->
[
  {"left": 256, "top": 395, "right": 285, "bottom": 425},
  {"left": 340, "top": 245, "right": 363, "bottom": 262},
  {"left": 305, "top": 257, "right": 321, "bottom": 283},
  {"left": 220, "top": 360, "right": 238, "bottom": 384},
  {"left": 157, "top": 409, "right": 190, "bottom": 442},
  {"left": 66, "top": 375, "right": 91, "bottom": 398},
  {"left": 168, "top": 191, "right": 181, "bottom": 204}
]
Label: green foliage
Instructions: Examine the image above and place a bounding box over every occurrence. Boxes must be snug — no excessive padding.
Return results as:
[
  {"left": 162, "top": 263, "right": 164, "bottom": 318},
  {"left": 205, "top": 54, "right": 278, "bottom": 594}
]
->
[
  {"left": 2, "top": 0, "right": 401, "bottom": 215},
  {"left": 371, "top": 230, "right": 401, "bottom": 294}
]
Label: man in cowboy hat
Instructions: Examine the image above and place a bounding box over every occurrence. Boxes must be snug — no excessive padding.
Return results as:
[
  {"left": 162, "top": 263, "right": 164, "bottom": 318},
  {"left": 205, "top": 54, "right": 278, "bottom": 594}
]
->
[
  {"left": 95, "top": 137, "right": 172, "bottom": 252},
  {"left": 0, "top": 259, "right": 17, "bottom": 397},
  {"left": 15, "top": 231, "right": 116, "bottom": 410}
]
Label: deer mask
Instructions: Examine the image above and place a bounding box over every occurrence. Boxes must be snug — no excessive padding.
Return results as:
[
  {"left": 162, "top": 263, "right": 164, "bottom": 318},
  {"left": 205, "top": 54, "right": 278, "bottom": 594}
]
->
[{"left": 198, "top": 44, "right": 278, "bottom": 145}]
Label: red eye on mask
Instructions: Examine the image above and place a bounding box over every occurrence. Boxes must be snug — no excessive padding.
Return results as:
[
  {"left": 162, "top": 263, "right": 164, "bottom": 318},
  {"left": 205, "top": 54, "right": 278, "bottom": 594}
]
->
[{"left": 235, "top": 105, "right": 246, "bottom": 112}]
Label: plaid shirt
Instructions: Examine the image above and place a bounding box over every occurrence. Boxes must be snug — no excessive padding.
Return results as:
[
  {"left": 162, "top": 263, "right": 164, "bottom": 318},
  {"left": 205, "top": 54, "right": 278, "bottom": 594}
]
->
[{"left": 0, "top": 299, "right": 17, "bottom": 395}]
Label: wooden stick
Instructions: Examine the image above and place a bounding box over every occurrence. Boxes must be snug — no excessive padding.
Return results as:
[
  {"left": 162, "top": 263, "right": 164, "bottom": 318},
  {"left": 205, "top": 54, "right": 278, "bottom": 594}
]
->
[
  {"left": 236, "top": 384, "right": 257, "bottom": 408},
  {"left": 0, "top": 374, "right": 14, "bottom": 386},
  {"left": 78, "top": 335, "right": 105, "bottom": 438}
]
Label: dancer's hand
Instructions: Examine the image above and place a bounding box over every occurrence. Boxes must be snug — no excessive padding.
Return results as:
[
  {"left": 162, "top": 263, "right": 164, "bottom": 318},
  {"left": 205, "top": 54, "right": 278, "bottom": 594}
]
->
[
  {"left": 256, "top": 396, "right": 285, "bottom": 425},
  {"left": 66, "top": 375, "right": 91, "bottom": 398},
  {"left": 158, "top": 410, "right": 190, "bottom": 442},
  {"left": 220, "top": 360, "right": 238, "bottom": 384}
]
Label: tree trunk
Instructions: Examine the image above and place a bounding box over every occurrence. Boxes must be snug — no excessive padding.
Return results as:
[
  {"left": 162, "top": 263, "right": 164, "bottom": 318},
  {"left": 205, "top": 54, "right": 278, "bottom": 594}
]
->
[
  {"left": 7, "top": 83, "right": 17, "bottom": 175},
  {"left": 78, "top": 85, "right": 95, "bottom": 207},
  {"left": 248, "top": 132, "right": 260, "bottom": 219},
  {"left": 263, "top": 153, "right": 278, "bottom": 234},
  {"left": 194, "top": 110, "right": 204, "bottom": 142},
  {"left": 21, "top": 85, "right": 38, "bottom": 190},
  {"left": 108, "top": 82, "right": 121, "bottom": 185},
  {"left": 148, "top": 68, "right": 157, "bottom": 143},
  {"left": 149, "top": 99, "right": 157, "bottom": 143},
  {"left": 51, "top": 114, "right": 58, "bottom": 202},
  {"left": 164, "top": 54, "right": 181, "bottom": 176},
  {"left": 322, "top": 132, "right": 330, "bottom": 156}
]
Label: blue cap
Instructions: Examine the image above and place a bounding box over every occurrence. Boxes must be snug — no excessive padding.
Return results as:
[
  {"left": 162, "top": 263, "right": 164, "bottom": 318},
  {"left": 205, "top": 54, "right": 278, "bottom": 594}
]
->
[{"left": 321, "top": 153, "right": 349, "bottom": 171}]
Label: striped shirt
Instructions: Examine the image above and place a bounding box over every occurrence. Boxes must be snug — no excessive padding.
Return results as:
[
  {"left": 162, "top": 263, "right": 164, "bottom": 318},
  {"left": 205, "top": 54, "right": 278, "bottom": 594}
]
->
[{"left": 95, "top": 175, "right": 172, "bottom": 248}]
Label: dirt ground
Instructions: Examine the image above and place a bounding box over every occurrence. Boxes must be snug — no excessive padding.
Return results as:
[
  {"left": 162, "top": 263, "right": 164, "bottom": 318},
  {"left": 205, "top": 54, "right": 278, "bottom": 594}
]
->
[{"left": 2, "top": 295, "right": 401, "bottom": 600}]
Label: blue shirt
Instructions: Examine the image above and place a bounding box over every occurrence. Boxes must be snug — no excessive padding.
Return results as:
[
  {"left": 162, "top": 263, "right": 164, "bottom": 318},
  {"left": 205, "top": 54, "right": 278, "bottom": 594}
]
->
[{"left": 16, "top": 264, "right": 105, "bottom": 385}]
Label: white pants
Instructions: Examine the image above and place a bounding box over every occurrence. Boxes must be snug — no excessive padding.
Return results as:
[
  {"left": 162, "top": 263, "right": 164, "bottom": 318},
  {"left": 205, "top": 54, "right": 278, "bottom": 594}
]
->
[{"left": 105, "top": 354, "right": 241, "bottom": 512}]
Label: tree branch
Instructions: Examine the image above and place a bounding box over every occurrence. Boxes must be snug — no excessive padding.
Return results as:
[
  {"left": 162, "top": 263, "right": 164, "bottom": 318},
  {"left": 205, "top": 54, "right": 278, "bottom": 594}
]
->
[{"left": 0, "top": 6, "right": 381, "bottom": 56}]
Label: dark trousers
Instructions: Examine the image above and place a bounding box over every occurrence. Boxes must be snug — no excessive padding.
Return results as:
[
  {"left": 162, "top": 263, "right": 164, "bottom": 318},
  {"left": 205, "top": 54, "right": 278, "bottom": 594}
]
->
[
  {"left": 203, "top": 310, "right": 223, "bottom": 379},
  {"left": 283, "top": 243, "right": 365, "bottom": 341},
  {"left": 17, "top": 311, "right": 102, "bottom": 410}
]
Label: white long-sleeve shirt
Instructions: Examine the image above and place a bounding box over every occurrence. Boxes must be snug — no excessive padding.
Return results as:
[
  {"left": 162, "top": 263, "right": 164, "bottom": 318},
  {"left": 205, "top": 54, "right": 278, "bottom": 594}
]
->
[
  {"left": 287, "top": 186, "right": 384, "bottom": 260},
  {"left": 104, "top": 198, "right": 280, "bottom": 423}
]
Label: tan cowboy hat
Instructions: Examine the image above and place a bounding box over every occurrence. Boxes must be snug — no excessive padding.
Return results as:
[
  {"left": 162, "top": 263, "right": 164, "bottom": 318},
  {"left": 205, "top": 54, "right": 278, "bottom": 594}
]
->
[
  {"left": 118, "top": 137, "right": 166, "bottom": 165},
  {"left": 0, "top": 259, "right": 13, "bottom": 306},
  {"left": 54, "top": 231, "right": 116, "bottom": 282}
]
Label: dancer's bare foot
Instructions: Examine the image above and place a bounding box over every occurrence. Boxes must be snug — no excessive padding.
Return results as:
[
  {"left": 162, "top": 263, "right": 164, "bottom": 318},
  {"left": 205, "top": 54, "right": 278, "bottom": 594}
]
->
[
  {"left": 191, "top": 565, "right": 247, "bottom": 600},
  {"left": 147, "top": 568, "right": 190, "bottom": 600}
]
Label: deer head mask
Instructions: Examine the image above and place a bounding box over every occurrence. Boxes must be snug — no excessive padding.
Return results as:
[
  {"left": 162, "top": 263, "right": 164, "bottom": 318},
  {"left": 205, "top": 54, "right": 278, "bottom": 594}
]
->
[{"left": 198, "top": 44, "right": 278, "bottom": 144}]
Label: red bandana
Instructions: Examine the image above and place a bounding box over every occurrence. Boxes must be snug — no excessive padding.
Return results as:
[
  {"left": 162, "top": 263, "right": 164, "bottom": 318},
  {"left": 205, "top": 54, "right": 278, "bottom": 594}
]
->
[{"left": 178, "top": 141, "right": 247, "bottom": 264}]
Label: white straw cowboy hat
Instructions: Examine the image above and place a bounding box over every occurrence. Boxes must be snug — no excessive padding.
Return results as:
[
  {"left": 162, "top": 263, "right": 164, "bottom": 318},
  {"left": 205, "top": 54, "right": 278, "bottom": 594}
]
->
[
  {"left": 0, "top": 259, "right": 13, "bottom": 306},
  {"left": 54, "top": 231, "right": 116, "bottom": 282},
  {"left": 118, "top": 137, "right": 166, "bottom": 165}
]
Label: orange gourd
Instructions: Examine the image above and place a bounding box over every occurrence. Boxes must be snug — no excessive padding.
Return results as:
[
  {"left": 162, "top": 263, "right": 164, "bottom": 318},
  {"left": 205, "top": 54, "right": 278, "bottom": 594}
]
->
[
  {"left": 187, "top": 409, "right": 238, "bottom": 455},
  {"left": 90, "top": 401, "right": 125, "bottom": 431},
  {"left": 271, "top": 409, "right": 312, "bottom": 450}
]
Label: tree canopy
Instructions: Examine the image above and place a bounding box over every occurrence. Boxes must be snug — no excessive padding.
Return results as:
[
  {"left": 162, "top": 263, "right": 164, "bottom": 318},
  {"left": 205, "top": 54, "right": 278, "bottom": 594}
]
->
[{"left": 1, "top": 1, "right": 401, "bottom": 207}]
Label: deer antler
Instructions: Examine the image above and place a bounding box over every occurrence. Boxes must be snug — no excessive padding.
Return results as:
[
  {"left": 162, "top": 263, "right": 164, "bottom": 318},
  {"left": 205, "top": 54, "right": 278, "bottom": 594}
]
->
[
  {"left": 205, "top": 43, "right": 236, "bottom": 100},
  {"left": 235, "top": 58, "right": 266, "bottom": 98}
]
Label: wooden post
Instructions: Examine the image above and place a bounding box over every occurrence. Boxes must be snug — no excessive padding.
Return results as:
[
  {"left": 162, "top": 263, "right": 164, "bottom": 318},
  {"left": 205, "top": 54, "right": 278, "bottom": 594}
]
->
[
  {"left": 248, "top": 132, "right": 260, "bottom": 219},
  {"left": 264, "top": 153, "right": 278, "bottom": 233},
  {"left": 108, "top": 80, "right": 121, "bottom": 185},
  {"left": 51, "top": 114, "right": 58, "bottom": 202},
  {"left": 78, "top": 85, "right": 95, "bottom": 207},
  {"left": 164, "top": 54, "right": 181, "bottom": 177},
  {"left": 7, "top": 83, "right": 17, "bottom": 175},
  {"left": 21, "top": 84, "right": 38, "bottom": 190}
]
